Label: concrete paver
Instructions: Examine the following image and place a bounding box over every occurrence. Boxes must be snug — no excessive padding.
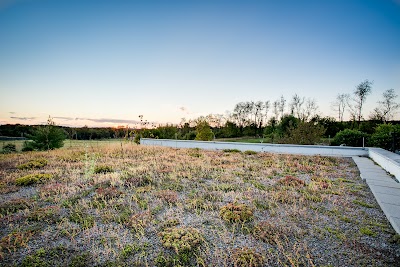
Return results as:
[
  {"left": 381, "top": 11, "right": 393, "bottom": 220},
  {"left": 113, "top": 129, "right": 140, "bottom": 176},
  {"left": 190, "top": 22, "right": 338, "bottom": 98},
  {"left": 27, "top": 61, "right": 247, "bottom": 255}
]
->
[
  {"left": 367, "top": 180, "right": 400, "bottom": 189},
  {"left": 352, "top": 156, "right": 400, "bottom": 234},
  {"left": 369, "top": 185, "right": 400, "bottom": 196},
  {"left": 389, "top": 217, "right": 400, "bottom": 234}
]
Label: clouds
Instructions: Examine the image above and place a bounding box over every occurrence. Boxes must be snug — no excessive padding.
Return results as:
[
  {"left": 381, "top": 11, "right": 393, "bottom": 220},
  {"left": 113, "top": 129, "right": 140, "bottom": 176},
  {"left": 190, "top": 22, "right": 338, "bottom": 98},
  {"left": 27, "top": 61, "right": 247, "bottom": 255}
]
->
[
  {"left": 53, "top": 116, "right": 141, "bottom": 125},
  {"left": 179, "top": 106, "right": 189, "bottom": 114},
  {"left": 10, "top": 116, "right": 36, "bottom": 121}
]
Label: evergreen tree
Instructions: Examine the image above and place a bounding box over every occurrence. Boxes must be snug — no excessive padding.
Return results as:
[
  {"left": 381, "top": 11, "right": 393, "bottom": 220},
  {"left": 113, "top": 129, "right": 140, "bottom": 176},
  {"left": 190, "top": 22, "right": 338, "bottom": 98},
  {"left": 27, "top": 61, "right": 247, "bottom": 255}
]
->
[
  {"left": 25, "top": 116, "right": 66, "bottom": 150},
  {"left": 195, "top": 120, "right": 213, "bottom": 141}
]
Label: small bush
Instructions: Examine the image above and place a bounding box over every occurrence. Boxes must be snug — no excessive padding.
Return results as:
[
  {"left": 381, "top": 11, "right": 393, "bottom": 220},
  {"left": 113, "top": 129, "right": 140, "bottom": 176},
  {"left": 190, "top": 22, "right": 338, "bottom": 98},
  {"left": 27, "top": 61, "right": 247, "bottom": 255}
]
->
[
  {"left": 15, "top": 174, "right": 52, "bottom": 186},
  {"left": 95, "top": 187, "right": 123, "bottom": 200},
  {"left": 159, "top": 227, "right": 203, "bottom": 254},
  {"left": 123, "top": 175, "right": 152, "bottom": 187},
  {"left": 27, "top": 206, "right": 60, "bottom": 222},
  {"left": 0, "top": 230, "right": 34, "bottom": 254},
  {"left": 253, "top": 221, "right": 284, "bottom": 244},
  {"left": 389, "top": 234, "right": 400, "bottom": 244},
  {"left": 156, "top": 190, "right": 178, "bottom": 204},
  {"left": 232, "top": 247, "right": 264, "bottom": 267},
  {"left": 369, "top": 124, "right": 400, "bottom": 150},
  {"left": 277, "top": 175, "right": 305, "bottom": 187},
  {"left": 2, "top": 143, "right": 16, "bottom": 154},
  {"left": 69, "top": 210, "right": 95, "bottom": 229},
  {"left": 93, "top": 165, "right": 113, "bottom": 174},
  {"left": 353, "top": 199, "right": 374, "bottom": 208},
  {"left": 219, "top": 203, "right": 253, "bottom": 223},
  {"left": 223, "top": 148, "right": 241, "bottom": 153},
  {"left": 360, "top": 227, "right": 376, "bottom": 237},
  {"left": 17, "top": 158, "right": 48, "bottom": 170},
  {"left": 0, "top": 198, "right": 31, "bottom": 216},
  {"left": 332, "top": 129, "right": 368, "bottom": 147},
  {"left": 244, "top": 150, "right": 257, "bottom": 155},
  {"left": 22, "top": 141, "right": 35, "bottom": 151},
  {"left": 280, "top": 121, "right": 326, "bottom": 145}
]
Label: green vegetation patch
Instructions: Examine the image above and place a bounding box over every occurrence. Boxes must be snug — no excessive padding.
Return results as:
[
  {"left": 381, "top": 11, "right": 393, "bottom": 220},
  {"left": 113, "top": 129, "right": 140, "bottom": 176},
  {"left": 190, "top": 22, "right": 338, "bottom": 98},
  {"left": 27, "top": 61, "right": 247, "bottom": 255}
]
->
[
  {"left": 232, "top": 247, "right": 264, "bottom": 267},
  {"left": 360, "top": 227, "right": 376, "bottom": 237},
  {"left": 93, "top": 165, "right": 113, "bottom": 174},
  {"left": 17, "top": 158, "right": 48, "bottom": 170},
  {"left": 0, "top": 198, "right": 31, "bottom": 216},
  {"left": 27, "top": 206, "right": 61, "bottom": 223},
  {"left": 223, "top": 148, "right": 242, "bottom": 153},
  {"left": 244, "top": 150, "right": 258, "bottom": 155},
  {"left": 2, "top": 143, "right": 17, "bottom": 154},
  {"left": 69, "top": 210, "right": 95, "bottom": 229},
  {"left": 277, "top": 175, "right": 306, "bottom": 187},
  {"left": 219, "top": 202, "right": 254, "bottom": 223},
  {"left": 15, "top": 173, "right": 52, "bottom": 186},
  {"left": 353, "top": 199, "right": 375, "bottom": 208},
  {"left": 20, "top": 246, "right": 92, "bottom": 267},
  {"left": 159, "top": 227, "right": 203, "bottom": 254}
]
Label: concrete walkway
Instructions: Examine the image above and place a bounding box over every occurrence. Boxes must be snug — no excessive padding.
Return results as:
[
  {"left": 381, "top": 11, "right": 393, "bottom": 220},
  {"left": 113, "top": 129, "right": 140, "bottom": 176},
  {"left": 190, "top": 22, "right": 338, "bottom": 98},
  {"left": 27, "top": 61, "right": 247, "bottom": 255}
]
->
[{"left": 352, "top": 156, "right": 400, "bottom": 234}]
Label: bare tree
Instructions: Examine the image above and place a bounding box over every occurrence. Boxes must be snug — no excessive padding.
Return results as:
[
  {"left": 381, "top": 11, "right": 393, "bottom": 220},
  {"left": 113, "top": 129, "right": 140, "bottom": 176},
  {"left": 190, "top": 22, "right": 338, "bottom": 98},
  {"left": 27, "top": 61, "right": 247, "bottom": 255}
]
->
[
  {"left": 278, "top": 95, "right": 286, "bottom": 120},
  {"left": 290, "top": 94, "right": 318, "bottom": 122},
  {"left": 290, "top": 94, "right": 304, "bottom": 119},
  {"left": 372, "top": 89, "right": 399, "bottom": 122},
  {"left": 272, "top": 100, "right": 279, "bottom": 120},
  {"left": 303, "top": 98, "right": 318, "bottom": 121},
  {"left": 251, "top": 101, "right": 265, "bottom": 135},
  {"left": 353, "top": 79, "right": 373, "bottom": 126},
  {"left": 264, "top": 100, "right": 270, "bottom": 125},
  {"left": 233, "top": 102, "right": 251, "bottom": 131},
  {"left": 332, "top": 93, "right": 349, "bottom": 122}
]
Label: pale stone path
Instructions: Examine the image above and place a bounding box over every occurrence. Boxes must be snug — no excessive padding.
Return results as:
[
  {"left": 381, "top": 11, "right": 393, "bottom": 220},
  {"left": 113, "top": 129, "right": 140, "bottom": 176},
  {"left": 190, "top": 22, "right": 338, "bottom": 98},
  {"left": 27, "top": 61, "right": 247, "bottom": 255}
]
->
[{"left": 352, "top": 156, "right": 400, "bottom": 234}]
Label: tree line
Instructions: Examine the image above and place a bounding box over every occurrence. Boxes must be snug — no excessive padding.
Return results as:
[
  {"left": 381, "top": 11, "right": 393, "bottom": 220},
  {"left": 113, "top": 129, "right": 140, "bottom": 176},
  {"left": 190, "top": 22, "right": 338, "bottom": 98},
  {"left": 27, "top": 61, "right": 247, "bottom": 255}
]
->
[{"left": 1, "top": 80, "right": 399, "bottom": 151}]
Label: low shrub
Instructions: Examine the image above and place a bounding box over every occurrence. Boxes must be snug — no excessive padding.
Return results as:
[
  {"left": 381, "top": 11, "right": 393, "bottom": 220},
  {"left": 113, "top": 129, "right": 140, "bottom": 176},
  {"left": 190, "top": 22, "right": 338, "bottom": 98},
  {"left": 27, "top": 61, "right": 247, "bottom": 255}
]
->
[
  {"left": 223, "top": 148, "right": 241, "bottom": 153},
  {"left": 22, "top": 141, "right": 35, "bottom": 152},
  {"left": 159, "top": 227, "right": 203, "bottom": 254},
  {"left": 17, "top": 158, "right": 48, "bottom": 170},
  {"left": 27, "top": 206, "right": 60, "bottom": 222},
  {"left": 232, "top": 247, "right": 264, "bottom": 267},
  {"left": 277, "top": 175, "right": 305, "bottom": 187},
  {"left": 156, "top": 190, "right": 178, "bottom": 204},
  {"left": 253, "top": 221, "right": 287, "bottom": 244},
  {"left": 369, "top": 123, "right": 400, "bottom": 150},
  {"left": 69, "top": 210, "right": 95, "bottom": 229},
  {"left": 244, "top": 150, "right": 257, "bottom": 155},
  {"left": 2, "top": 143, "right": 16, "bottom": 154},
  {"left": 95, "top": 187, "right": 123, "bottom": 200},
  {"left": 123, "top": 175, "right": 152, "bottom": 187},
  {"left": 332, "top": 129, "right": 368, "bottom": 147},
  {"left": 15, "top": 174, "right": 52, "bottom": 186},
  {"left": 219, "top": 203, "right": 253, "bottom": 223},
  {"left": 0, "top": 198, "right": 31, "bottom": 216},
  {"left": 93, "top": 165, "right": 113, "bottom": 174}
]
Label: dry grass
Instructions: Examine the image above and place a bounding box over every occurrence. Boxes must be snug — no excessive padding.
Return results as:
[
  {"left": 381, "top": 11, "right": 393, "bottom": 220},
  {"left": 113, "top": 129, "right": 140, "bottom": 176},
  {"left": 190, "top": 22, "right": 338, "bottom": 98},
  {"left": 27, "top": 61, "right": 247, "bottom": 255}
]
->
[{"left": 0, "top": 141, "right": 399, "bottom": 266}]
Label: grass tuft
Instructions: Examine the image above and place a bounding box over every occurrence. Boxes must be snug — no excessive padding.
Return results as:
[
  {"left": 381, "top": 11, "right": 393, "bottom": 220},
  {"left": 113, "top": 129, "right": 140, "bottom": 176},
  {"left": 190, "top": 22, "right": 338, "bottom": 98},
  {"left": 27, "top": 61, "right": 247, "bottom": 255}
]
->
[{"left": 15, "top": 173, "right": 52, "bottom": 186}]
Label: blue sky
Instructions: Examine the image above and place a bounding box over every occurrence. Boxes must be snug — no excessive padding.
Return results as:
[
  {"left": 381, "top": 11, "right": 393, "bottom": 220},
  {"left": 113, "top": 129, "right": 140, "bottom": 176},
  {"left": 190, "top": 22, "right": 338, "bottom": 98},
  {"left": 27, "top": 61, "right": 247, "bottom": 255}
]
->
[{"left": 1, "top": 0, "right": 399, "bottom": 127}]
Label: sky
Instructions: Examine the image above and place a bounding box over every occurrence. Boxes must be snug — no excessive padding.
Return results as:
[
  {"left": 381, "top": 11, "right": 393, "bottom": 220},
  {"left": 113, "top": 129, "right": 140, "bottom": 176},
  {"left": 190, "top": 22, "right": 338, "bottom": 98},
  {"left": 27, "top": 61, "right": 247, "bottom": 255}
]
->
[{"left": 0, "top": 0, "right": 399, "bottom": 127}]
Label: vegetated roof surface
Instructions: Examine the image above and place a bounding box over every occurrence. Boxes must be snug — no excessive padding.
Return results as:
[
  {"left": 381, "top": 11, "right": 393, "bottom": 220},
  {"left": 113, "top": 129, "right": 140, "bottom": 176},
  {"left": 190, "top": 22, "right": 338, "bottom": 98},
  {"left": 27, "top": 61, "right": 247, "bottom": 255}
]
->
[{"left": 0, "top": 143, "right": 399, "bottom": 266}]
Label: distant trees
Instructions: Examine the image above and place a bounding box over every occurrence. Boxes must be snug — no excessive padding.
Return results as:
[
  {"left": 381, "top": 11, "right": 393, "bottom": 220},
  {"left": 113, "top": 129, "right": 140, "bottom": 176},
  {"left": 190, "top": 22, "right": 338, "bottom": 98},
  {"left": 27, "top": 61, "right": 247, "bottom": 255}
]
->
[
  {"left": 2, "top": 80, "right": 398, "bottom": 150},
  {"left": 289, "top": 94, "right": 318, "bottom": 122},
  {"left": 370, "top": 89, "right": 400, "bottom": 122},
  {"left": 331, "top": 94, "right": 349, "bottom": 122}
]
